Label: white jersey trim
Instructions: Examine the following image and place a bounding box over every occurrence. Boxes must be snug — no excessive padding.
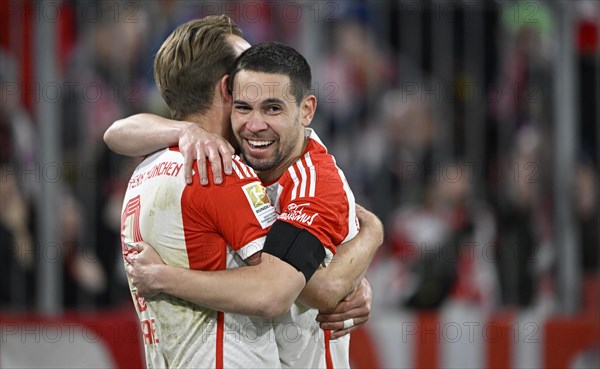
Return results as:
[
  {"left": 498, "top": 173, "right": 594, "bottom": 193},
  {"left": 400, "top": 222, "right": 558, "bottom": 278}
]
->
[
  {"left": 288, "top": 165, "right": 300, "bottom": 201},
  {"left": 231, "top": 160, "right": 244, "bottom": 179},
  {"left": 297, "top": 159, "right": 308, "bottom": 198},
  {"left": 287, "top": 152, "right": 318, "bottom": 201},
  {"left": 236, "top": 235, "right": 266, "bottom": 261},
  {"left": 305, "top": 152, "right": 317, "bottom": 197}
]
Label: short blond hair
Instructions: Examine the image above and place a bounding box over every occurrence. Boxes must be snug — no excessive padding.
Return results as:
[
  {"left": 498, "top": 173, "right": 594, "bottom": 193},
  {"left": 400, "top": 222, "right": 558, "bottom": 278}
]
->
[{"left": 154, "top": 15, "right": 242, "bottom": 119}]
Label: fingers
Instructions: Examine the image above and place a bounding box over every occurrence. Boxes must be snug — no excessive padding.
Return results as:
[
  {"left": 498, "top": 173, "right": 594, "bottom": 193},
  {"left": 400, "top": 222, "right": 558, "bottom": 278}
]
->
[
  {"left": 316, "top": 278, "right": 372, "bottom": 333},
  {"left": 355, "top": 204, "right": 373, "bottom": 226},
  {"left": 355, "top": 206, "right": 384, "bottom": 245},
  {"left": 125, "top": 242, "right": 149, "bottom": 264},
  {"left": 125, "top": 242, "right": 144, "bottom": 259},
  {"left": 183, "top": 146, "right": 195, "bottom": 185},
  {"left": 206, "top": 146, "right": 223, "bottom": 184},
  {"left": 125, "top": 256, "right": 150, "bottom": 297},
  {"left": 330, "top": 322, "right": 366, "bottom": 339},
  {"left": 126, "top": 253, "right": 137, "bottom": 264},
  {"left": 192, "top": 141, "right": 228, "bottom": 186},
  {"left": 179, "top": 128, "right": 234, "bottom": 185},
  {"left": 219, "top": 143, "right": 233, "bottom": 176},
  {"left": 135, "top": 241, "right": 149, "bottom": 252},
  {"left": 355, "top": 203, "right": 367, "bottom": 219},
  {"left": 125, "top": 263, "right": 140, "bottom": 292},
  {"left": 181, "top": 140, "right": 210, "bottom": 186},
  {"left": 179, "top": 124, "right": 235, "bottom": 185},
  {"left": 205, "top": 139, "right": 235, "bottom": 184},
  {"left": 319, "top": 312, "right": 370, "bottom": 338},
  {"left": 196, "top": 146, "right": 209, "bottom": 186},
  {"left": 320, "top": 311, "right": 369, "bottom": 328},
  {"left": 316, "top": 304, "right": 370, "bottom": 324}
]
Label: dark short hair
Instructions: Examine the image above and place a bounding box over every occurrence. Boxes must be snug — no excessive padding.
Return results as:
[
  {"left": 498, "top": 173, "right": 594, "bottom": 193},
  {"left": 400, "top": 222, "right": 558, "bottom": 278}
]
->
[
  {"left": 154, "top": 15, "right": 242, "bottom": 119},
  {"left": 228, "top": 42, "right": 312, "bottom": 105}
]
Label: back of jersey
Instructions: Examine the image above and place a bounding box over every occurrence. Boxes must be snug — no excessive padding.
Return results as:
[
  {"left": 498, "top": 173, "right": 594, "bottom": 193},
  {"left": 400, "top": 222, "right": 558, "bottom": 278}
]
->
[{"left": 121, "top": 148, "right": 279, "bottom": 369}]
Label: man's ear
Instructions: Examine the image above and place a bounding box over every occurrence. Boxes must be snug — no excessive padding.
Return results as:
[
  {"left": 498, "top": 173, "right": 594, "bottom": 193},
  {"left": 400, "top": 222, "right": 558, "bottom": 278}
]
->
[
  {"left": 301, "top": 95, "right": 317, "bottom": 127},
  {"left": 219, "top": 75, "right": 231, "bottom": 102}
]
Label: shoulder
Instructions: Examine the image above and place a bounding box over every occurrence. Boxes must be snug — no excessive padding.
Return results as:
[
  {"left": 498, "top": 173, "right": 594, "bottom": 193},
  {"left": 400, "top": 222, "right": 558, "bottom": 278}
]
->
[
  {"left": 192, "top": 155, "right": 263, "bottom": 201},
  {"left": 187, "top": 155, "right": 258, "bottom": 190},
  {"left": 308, "top": 150, "right": 347, "bottom": 195},
  {"left": 229, "top": 155, "right": 260, "bottom": 182},
  {"left": 137, "top": 147, "right": 183, "bottom": 167}
]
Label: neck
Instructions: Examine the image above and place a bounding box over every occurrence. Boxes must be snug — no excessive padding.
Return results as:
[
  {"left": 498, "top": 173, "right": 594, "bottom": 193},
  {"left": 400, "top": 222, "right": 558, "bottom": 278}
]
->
[
  {"left": 184, "top": 107, "right": 224, "bottom": 136},
  {"left": 183, "top": 83, "right": 230, "bottom": 137}
]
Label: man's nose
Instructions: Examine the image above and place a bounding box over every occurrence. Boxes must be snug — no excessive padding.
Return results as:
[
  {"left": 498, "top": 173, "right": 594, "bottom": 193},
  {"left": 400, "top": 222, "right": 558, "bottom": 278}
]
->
[{"left": 245, "top": 111, "right": 268, "bottom": 132}]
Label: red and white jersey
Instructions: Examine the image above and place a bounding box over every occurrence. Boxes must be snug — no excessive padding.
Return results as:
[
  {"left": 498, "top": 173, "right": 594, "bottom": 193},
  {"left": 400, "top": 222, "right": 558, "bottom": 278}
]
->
[
  {"left": 121, "top": 148, "right": 279, "bottom": 369},
  {"left": 266, "top": 128, "right": 359, "bottom": 369}
]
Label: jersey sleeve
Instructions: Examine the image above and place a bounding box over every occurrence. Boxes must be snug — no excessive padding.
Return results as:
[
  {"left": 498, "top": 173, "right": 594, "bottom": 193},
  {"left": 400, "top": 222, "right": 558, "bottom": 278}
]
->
[
  {"left": 190, "top": 157, "right": 277, "bottom": 259},
  {"left": 277, "top": 151, "right": 356, "bottom": 259}
]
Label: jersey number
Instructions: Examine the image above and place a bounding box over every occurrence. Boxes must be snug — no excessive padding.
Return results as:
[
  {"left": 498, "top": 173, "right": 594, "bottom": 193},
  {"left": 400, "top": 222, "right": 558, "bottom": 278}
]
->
[
  {"left": 121, "top": 195, "right": 143, "bottom": 257},
  {"left": 121, "top": 195, "right": 147, "bottom": 313}
]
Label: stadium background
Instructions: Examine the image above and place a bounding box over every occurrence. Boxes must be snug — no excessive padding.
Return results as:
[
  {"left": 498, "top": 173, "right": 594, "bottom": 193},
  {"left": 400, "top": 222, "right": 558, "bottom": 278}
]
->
[{"left": 0, "top": 1, "right": 598, "bottom": 368}]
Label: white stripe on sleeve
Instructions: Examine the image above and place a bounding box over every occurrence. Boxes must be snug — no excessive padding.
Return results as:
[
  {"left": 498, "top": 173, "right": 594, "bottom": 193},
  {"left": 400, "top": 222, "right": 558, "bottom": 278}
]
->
[
  {"left": 287, "top": 165, "right": 299, "bottom": 200},
  {"left": 231, "top": 160, "right": 244, "bottom": 179},
  {"left": 304, "top": 152, "right": 316, "bottom": 197},
  {"left": 297, "top": 160, "right": 307, "bottom": 198}
]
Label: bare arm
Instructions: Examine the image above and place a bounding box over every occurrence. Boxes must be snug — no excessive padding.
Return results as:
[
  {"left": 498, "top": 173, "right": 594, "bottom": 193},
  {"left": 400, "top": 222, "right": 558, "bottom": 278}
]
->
[
  {"left": 127, "top": 244, "right": 305, "bottom": 319},
  {"left": 297, "top": 205, "right": 383, "bottom": 311},
  {"left": 103, "top": 113, "right": 234, "bottom": 184},
  {"left": 103, "top": 113, "right": 186, "bottom": 156}
]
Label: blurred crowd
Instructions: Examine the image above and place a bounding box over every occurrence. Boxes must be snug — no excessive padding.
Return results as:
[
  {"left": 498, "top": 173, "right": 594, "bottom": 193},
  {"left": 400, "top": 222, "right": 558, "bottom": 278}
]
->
[{"left": 1, "top": 1, "right": 598, "bottom": 314}]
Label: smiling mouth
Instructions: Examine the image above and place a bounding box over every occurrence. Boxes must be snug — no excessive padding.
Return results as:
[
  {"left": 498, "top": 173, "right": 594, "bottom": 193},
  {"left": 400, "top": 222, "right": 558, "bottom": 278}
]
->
[{"left": 247, "top": 139, "right": 274, "bottom": 149}]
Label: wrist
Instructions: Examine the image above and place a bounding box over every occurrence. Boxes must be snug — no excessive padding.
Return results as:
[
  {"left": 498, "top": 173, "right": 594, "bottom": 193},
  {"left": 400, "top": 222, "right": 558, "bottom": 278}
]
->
[
  {"left": 174, "top": 122, "right": 192, "bottom": 142},
  {"left": 145, "top": 264, "right": 165, "bottom": 294},
  {"left": 153, "top": 263, "right": 175, "bottom": 294}
]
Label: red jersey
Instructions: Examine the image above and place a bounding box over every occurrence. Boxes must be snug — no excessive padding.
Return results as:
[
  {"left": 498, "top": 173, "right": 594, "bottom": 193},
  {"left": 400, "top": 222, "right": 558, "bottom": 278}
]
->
[
  {"left": 267, "top": 129, "right": 359, "bottom": 369},
  {"left": 121, "top": 148, "right": 278, "bottom": 369}
]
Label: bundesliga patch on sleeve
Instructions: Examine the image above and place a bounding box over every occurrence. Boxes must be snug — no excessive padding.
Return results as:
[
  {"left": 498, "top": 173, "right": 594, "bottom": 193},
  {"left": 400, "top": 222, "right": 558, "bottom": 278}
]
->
[{"left": 242, "top": 182, "right": 277, "bottom": 229}]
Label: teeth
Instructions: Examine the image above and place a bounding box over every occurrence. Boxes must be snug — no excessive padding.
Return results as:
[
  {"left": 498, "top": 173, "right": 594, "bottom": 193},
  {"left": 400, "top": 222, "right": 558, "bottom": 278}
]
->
[{"left": 248, "top": 140, "right": 273, "bottom": 147}]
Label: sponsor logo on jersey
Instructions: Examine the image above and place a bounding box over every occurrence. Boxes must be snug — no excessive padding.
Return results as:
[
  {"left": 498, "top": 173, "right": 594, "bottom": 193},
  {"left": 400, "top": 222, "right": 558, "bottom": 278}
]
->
[
  {"left": 279, "top": 202, "right": 319, "bottom": 226},
  {"left": 242, "top": 182, "right": 277, "bottom": 229}
]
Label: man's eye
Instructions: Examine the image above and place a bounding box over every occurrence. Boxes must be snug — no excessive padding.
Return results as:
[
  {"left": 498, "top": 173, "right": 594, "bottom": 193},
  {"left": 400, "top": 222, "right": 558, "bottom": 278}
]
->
[
  {"left": 235, "top": 105, "right": 250, "bottom": 112},
  {"left": 266, "top": 106, "right": 282, "bottom": 114}
]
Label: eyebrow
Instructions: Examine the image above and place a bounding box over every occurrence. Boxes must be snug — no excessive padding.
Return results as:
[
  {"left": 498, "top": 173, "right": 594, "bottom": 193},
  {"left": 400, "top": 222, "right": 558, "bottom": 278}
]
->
[
  {"left": 263, "top": 98, "right": 286, "bottom": 105},
  {"left": 233, "top": 98, "right": 287, "bottom": 105}
]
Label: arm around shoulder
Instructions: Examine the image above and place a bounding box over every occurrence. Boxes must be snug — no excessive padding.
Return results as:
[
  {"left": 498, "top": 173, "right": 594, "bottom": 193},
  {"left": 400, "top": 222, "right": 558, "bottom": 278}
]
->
[{"left": 103, "top": 113, "right": 188, "bottom": 156}]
